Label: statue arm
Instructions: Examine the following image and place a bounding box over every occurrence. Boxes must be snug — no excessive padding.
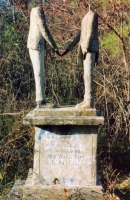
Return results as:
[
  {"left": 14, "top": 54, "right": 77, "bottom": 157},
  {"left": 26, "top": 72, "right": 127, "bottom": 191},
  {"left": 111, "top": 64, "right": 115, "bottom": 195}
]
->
[
  {"left": 66, "top": 31, "right": 80, "bottom": 51},
  {"left": 62, "top": 31, "right": 80, "bottom": 56},
  {"left": 37, "top": 8, "right": 58, "bottom": 51}
]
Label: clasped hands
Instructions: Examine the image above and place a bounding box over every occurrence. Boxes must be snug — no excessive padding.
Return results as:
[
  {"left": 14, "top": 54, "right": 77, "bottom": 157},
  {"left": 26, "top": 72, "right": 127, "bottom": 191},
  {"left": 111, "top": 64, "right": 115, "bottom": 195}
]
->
[
  {"left": 55, "top": 49, "right": 87, "bottom": 60},
  {"left": 55, "top": 49, "right": 69, "bottom": 57}
]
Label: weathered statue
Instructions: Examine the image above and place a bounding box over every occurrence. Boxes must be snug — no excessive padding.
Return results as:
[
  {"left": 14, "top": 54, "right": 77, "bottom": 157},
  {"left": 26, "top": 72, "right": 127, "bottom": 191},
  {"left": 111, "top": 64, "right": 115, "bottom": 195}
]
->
[
  {"left": 27, "top": 1, "right": 60, "bottom": 108},
  {"left": 62, "top": 10, "right": 99, "bottom": 109}
]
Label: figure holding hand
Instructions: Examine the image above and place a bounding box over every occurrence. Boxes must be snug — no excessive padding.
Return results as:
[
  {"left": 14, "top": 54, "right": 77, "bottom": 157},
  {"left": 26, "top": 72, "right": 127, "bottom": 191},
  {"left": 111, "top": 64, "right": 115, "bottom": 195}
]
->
[
  {"left": 27, "top": 0, "right": 61, "bottom": 108},
  {"left": 62, "top": 9, "right": 99, "bottom": 109}
]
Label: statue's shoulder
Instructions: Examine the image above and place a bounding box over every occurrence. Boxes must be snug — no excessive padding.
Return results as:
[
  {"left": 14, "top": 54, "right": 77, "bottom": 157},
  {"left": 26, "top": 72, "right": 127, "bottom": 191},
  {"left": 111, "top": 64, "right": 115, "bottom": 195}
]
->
[
  {"left": 31, "top": 6, "right": 40, "bottom": 14},
  {"left": 88, "top": 11, "right": 98, "bottom": 18},
  {"left": 31, "top": 6, "right": 44, "bottom": 19},
  {"left": 83, "top": 11, "right": 98, "bottom": 22},
  {"left": 86, "top": 11, "right": 95, "bottom": 17},
  {"left": 32, "top": 6, "right": 40, "bottom": 10}
]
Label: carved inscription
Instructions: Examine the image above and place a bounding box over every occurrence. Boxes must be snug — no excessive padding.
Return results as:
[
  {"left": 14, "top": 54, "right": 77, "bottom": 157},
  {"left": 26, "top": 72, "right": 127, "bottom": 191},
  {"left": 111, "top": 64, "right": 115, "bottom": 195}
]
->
[
  {"left": 37, "top": 129, "right": 92, "bottom": 166},
  {"left": 43, "top": 141, "right": 92, "bottom": 166},
  {"left": 34, "top": 128, "right": 96, "bottom": 186},
  {"left": 46, "top": 153, "right": 92, "bottom": 165}
]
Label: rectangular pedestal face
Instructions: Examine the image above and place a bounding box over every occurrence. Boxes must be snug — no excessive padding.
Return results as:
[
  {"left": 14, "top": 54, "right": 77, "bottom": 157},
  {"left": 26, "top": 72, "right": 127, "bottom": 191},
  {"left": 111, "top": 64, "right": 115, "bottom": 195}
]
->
[{"left": 31, "top": 125, "right": 98, "bottom": 187}]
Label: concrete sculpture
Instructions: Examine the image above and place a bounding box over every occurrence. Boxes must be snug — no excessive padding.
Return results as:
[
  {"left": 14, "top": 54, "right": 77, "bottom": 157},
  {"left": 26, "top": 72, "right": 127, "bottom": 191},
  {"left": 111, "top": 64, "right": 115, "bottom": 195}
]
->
[
  {"left": 27, "top": 5, "right": 60, "bottom": 108},
  {"left": 62, "top": 10, "right": 99, "bottom": 109}
]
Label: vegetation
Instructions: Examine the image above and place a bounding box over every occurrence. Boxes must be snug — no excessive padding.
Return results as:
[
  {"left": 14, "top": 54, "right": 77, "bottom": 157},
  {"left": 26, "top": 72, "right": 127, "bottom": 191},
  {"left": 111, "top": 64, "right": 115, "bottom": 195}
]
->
[{"left": 0, "top": 0, "right": 130, "bottom": 199}]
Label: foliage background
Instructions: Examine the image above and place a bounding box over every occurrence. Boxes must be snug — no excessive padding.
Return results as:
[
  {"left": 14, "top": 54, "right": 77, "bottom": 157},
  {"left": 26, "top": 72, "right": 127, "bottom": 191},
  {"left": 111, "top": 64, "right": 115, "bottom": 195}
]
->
[{"left": 0, "top": 0, "right": 130, "bottom": 199}]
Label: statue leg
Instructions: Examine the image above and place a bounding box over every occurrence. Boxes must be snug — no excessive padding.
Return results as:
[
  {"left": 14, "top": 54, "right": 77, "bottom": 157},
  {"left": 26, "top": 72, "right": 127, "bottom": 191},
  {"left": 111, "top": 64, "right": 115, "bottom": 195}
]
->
[
  {"left": 75, "top": 52, "right": 95, "bottom": 109},
  {"left": 29, "top": 49, "right": 46, "bottom": 105}
]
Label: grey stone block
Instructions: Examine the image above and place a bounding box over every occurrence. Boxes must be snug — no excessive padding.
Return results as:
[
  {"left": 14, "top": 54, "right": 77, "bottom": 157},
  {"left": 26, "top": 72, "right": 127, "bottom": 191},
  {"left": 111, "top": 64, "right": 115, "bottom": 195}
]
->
[
  {"left": 8, "top": 180, "right": 103, "bottom": 200},
  {"left": 23, "top": 107, "right": 104, "bottom": 126}
]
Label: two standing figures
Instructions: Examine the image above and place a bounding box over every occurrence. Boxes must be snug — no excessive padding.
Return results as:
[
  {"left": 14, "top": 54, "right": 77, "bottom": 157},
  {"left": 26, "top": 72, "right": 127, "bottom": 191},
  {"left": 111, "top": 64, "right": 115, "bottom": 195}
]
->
[{"left": 27, "top": 2, "right": 99, "bottom": 109}]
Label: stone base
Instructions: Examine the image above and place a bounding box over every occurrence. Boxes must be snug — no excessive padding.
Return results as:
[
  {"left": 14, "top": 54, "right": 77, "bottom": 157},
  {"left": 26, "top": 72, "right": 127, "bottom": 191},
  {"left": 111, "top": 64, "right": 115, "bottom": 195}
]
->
[
  {"left": 19, "top": 107, "right": 104, "bottom": 200},
  {"left": 8, "top": 180, "right": 103, "bottom": 200},
  {"left": 33, "top": 107, "right": 97, "bottom": 117},
  {"left": 30, "top": 125, "right": 99, "bottom": 186},
  {"left": 23, "top": 108, "right": 104, "bottom": 126}
]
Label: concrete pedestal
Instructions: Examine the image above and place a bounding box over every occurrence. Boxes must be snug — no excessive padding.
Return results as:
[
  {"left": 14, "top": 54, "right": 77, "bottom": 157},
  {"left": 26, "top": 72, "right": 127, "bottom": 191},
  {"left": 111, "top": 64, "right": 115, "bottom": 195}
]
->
[
  {"left": 8, "top": 179, "right": 103, "bottom": 200},
  {"left": 29, "top": 125, "right": 99, "bottom": 186},
  {"left": 8, "top": 107, "right": 104, "bottom": 199}
]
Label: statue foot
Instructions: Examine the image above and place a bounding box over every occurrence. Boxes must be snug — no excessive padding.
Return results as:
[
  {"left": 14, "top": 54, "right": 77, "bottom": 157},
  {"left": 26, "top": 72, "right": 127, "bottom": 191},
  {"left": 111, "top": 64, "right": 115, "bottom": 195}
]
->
[
  {"left": 36, "top": 100, "right": 46, "bottom": 108},
  {"left": 75, "top": 99, "right": 93, "bottom": 109},
  {"left": 76, "top": 100, "right": 86, "bottom": 107},
  {"left": 36, "top": 101, "right": 58, "bottom": 109}
]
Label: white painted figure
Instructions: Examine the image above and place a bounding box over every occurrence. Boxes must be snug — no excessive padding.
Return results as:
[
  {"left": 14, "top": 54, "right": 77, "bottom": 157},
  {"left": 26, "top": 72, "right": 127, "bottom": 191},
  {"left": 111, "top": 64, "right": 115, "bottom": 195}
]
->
[
  {"left": 62, "top": 10, "right": 99, "bottom": 109},
  {"left": 27, "top": 4, "right": 60, "bottom": 108}
]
